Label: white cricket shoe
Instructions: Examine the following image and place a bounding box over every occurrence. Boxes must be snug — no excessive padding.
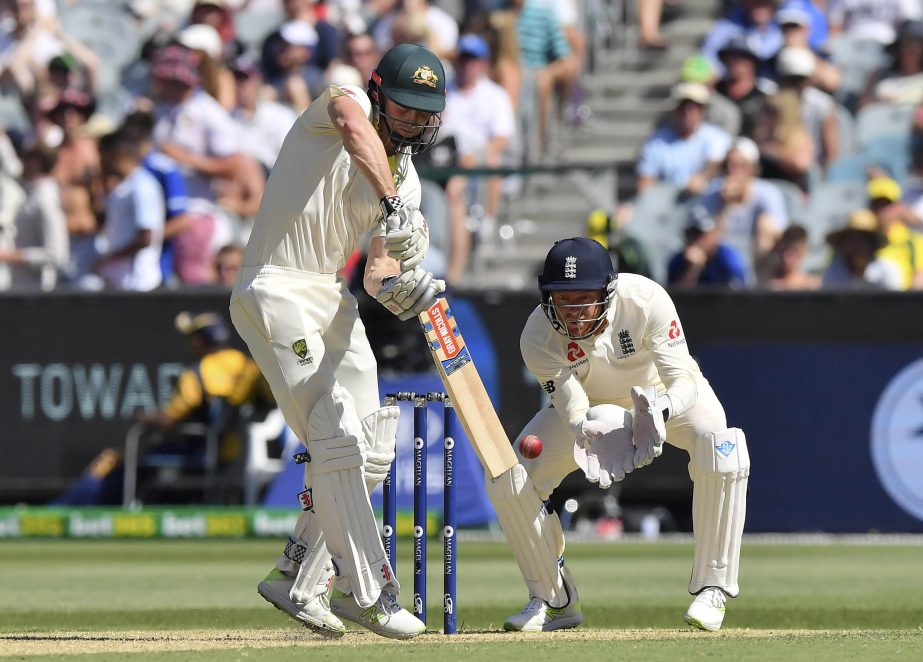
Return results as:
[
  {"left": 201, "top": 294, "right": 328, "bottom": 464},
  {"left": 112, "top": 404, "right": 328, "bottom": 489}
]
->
[
  {"left": 684, "top": 587, "right": 727, "bottom": 631},
  {"left": 329, "top": 587, "right": 425, "bottom": 639},
  {"left": 257, "top": 569, "right": 346, "bottom": 638},
  {"left": 503, "top": 566, "right": 583, "bottom": 632}
]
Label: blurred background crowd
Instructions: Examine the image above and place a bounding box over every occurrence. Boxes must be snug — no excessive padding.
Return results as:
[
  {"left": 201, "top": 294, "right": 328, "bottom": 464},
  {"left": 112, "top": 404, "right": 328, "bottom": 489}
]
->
[{"left": 0, "top": 0, "right": 922, "bottom": 296}]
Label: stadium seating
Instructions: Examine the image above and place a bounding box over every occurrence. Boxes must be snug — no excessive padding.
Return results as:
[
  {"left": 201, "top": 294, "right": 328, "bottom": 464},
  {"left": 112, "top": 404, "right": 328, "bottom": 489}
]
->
[
  {"left": 855, "top": 103, "right": 916, "bottom": 149},
  {"left": 625, "top": 183, "right": 688, "bottom": 284},
  {"left": 801, "top": 181, "right": 869, "bottom": 270}
]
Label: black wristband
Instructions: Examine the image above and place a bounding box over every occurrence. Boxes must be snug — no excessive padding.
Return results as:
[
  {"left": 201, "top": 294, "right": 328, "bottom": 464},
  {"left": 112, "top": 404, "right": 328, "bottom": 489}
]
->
[{"left": 379, "top": 195, "right": 404, "bottom": 218}]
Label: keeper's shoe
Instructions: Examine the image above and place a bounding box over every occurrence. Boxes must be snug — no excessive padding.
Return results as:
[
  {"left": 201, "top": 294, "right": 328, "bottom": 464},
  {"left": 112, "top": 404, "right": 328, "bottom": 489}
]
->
[
  {"left": 503, "top": 566, "right": 583, "bottom": 632},
  {"left": 684, "top": 587, "right": 727, "bottom": 631},
  {"left": 329, "top": 587, "right": 425, "bottom": 639},
  {"left": 257, "top": 569, "right": 346, "bottom": 638}
]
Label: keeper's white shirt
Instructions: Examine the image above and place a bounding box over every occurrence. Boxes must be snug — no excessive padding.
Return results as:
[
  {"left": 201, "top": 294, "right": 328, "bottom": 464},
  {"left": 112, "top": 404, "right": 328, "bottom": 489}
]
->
[
  {"left": 242, "top": 84, "right": 422, "bottom": 274},
  {"left": 520, "top": 273, "right": 704, "bottom": 434}
]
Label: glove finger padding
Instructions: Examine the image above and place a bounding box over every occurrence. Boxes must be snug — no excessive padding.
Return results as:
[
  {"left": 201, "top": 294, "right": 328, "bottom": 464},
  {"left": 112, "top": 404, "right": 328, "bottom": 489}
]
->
[
  {"left": 384, "top": 207, "right": 428, "bottom": 271},
  {"left": 630, "top": 386, "right": 666, "bottom": 469},
  {"left": 376, "top": 267, "right": 445, "bottom": 321}
]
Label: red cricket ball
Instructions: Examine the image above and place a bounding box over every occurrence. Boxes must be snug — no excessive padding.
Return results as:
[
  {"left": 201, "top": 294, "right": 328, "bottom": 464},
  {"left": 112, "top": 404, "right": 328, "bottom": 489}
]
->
[{"left": 518, "top": 434, "right": 543, "bottom": 459}]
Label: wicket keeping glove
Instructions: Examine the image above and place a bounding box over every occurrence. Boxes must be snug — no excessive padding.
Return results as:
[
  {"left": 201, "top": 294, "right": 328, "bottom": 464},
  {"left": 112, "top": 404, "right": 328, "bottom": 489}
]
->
[
  {"left": 630, "top": 385, "right": 667, "bottom": 468},
  {"left": 380, "top": 195, "right": 429, "bottom": 270},
  {"left": 574, "top": 405, "right": 635, "bottom": 489},
  {"left": 376, "top": 266, "right": 446, "bottom": 321}
]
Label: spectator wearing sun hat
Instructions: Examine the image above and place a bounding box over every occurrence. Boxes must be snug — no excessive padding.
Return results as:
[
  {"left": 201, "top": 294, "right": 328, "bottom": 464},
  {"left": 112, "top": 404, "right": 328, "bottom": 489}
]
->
[
  {"left": 637, "top": 82, "right": 732, "bottom": 195},
  {"left": 821, "top": 209, "right": 903, "bottom": 290},
  {"left": 866, "top": 176, "right": 923, "bottom": 289},
  {"left": 714, "top": 36, "right": 776, "bottom": 137}
]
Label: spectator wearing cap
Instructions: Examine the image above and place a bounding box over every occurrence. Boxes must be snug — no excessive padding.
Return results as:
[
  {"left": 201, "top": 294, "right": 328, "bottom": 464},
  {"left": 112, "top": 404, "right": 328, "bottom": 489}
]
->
[
  {"left": 715, "top": 36, "right": 776, "bottom": 137},
  {"left": 689, "top": 136, "right": 789, "bottom": 273},
  {"left": 667, "top": 205, "right": 749, "bottom": 288},
  {"left": 151, "top": 44, "right": 245, "bottom": 284},
  {"left": 93, "top": 129, "right": 164, "bottom": 291},
  {"left": 440, "top": 33, "right": 516, "bottom": 285},
  {"left": 860, "top": 20, "right": 923, "bottom": 106},
  {"left": 866, "top": 176, "right": 923, "bottom": 289},
  {"left": 776, "top": 2, "right": 840, "bottom": 93},
  {"left": 178, "top": 22, "right": 236, "bottom": 110},
  {"left": 828, "top": 0, "right": 922, "bottom": 46},
  {"left": 678, "top": 54, "right": 742, "bottom": 137},
  {"left": 260, "top": 0, "right": 341, "bottom": 108},
  {"left": 637, "top": 82, "right": 732, "bottom": 196},
  {"left": 229, "top": 56, "right": 298, "bottom": 177},
  {"left": 774, "top": 46, "right": 839, "bottom": 169},
  {"left": 821, "top": 209, "right": 903, "bottom": 289},
  {"left": 702, "top": 0, "right": 784, "bottom": 79}
]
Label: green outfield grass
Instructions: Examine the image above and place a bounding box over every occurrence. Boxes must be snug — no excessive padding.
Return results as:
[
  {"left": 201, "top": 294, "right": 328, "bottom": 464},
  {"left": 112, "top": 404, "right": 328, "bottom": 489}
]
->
[{"left": 1, "top": 538, "right": 922, "bottom": 660}]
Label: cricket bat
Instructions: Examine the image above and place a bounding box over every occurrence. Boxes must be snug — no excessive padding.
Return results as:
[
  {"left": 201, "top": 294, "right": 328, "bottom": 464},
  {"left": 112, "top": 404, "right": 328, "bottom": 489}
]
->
[{"left": 419, "top": 297, "right": 518, "bottom": 479}]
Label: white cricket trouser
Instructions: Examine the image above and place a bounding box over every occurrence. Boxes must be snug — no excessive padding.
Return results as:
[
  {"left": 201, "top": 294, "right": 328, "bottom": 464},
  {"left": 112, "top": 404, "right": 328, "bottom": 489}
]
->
[
  {"left": 511, "top": 380, "right": 742, "bottom": 596},
  {"left": 230, "top": 266, "right": 381, "bottom": 429},
  {"left": 230, "top": 265, "right": 385, "bottom": 601}
]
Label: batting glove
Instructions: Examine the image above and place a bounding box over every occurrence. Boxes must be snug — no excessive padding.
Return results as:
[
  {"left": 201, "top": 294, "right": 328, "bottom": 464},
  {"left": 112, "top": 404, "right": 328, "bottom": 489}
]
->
[
  {"left": 375, "top": 266, "right": 446, "bottom": 321},
  {"left": 380, "top": 195, "right": 429, "bottom": 270}
]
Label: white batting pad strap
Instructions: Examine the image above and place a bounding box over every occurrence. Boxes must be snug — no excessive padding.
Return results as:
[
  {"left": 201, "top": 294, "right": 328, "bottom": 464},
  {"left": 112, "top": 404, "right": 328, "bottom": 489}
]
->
[
  {"left": 486, "top": 464, "right": 569, "bottom": 608},
  {"left": 308, "top": 387, "right": 365, "bottom": 449},
  {"left": 689, "top": 428, "right": 749, "bottom": 597},
  {"left": 312, "top": 463, "right": 396, "bottom": 608},
  {"left": 360, "top": 406, "right": 399, "bottom": 486}
]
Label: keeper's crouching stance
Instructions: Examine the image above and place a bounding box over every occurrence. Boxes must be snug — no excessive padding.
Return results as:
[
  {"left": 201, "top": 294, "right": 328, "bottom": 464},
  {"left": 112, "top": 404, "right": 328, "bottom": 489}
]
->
[{"left": 488, "top": 237, "right": 749, "bottom": 632}]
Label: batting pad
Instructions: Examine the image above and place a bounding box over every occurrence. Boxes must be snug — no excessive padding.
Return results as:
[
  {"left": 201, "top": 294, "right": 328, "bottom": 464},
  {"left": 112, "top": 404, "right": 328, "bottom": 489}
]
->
[
  {"left": 282, "top": 469, "right": 336, "bottom": 603},
  {"left": 360, "top": 406, "right": 400, "bottom": 487},
  {"left": 308, "top": 389, "right": 395, "bottom": 608},
  {"left": 689, "top": 428, "right": 749, "bottom": 597},
  {"left": 487, "top": 464, "right": 569, "bottom": 607}
]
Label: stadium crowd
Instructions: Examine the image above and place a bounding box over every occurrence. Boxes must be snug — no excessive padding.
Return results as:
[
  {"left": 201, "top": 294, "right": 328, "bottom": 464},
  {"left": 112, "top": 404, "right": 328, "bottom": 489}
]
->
[{"left": 0, "top": 0, "right": 921, "bottom": 293}]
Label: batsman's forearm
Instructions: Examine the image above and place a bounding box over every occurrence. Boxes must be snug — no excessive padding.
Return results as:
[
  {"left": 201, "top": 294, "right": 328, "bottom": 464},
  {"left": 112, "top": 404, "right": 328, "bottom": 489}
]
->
[{"left": 331, "top": 102, "right": 396, "bottom": 199}]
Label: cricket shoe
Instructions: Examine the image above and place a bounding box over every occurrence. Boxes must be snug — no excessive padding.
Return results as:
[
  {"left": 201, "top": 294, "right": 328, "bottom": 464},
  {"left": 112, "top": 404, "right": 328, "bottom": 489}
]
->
[
  {"left": 503, "top": 566, "right": 583, "bottom": 632},
  {"left": 257, "top": 569, "right": 346, "bottom": 638},
  {"left": 684, "top": 587, "right": 727, "bottom": 631},
  {"left": 329, "top": 587, "right": 425, "bottom": 639}
]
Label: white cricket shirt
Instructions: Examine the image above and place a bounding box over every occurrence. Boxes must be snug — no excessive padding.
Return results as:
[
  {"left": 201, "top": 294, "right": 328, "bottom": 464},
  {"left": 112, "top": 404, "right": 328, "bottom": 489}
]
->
[
  {"left": 242, "top": 84, "right": 422, "bottom": 274},
  {"left": 520, "top": 273, "right": 702, "bottom": 433}
]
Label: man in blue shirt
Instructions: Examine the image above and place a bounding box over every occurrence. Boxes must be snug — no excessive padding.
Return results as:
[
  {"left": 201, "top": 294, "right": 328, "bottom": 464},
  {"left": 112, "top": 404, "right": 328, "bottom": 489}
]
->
[{"left": 668, "top": 206, "right": 749, "bottom": 288}]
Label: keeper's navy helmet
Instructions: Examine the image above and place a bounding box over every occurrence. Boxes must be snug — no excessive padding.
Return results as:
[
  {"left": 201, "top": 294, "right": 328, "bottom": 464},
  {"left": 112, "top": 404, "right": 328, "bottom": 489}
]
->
[{"left": 538, "top": 238, "right": 617, "bottom": 340}]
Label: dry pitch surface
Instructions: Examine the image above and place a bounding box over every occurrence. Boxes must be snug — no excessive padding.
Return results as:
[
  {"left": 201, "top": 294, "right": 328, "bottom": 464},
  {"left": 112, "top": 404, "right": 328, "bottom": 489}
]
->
[{"left": 2, "top": 628, "right": 917, "bottom": 656}]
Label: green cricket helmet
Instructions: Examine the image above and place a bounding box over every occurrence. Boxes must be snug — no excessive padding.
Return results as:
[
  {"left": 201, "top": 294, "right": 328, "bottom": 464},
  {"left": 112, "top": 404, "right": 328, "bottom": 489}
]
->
[{"left": 368, "top": 43, "right": 445, "bottom": 154}]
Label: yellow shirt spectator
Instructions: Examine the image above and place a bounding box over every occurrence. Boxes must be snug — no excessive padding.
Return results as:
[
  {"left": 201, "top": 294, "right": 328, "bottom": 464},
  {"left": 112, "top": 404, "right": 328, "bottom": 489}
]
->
[{"left": 878, "top": 222, "right": 923, "bottom": 290}]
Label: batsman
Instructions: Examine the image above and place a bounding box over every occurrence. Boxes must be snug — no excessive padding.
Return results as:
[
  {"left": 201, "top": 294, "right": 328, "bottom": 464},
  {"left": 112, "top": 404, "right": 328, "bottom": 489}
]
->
[
  {"left": 230, "top": 44, "right": 447, "bottom": 639},
  {"left": 489, "top": 237, "right": 749, "bottom": 633}
]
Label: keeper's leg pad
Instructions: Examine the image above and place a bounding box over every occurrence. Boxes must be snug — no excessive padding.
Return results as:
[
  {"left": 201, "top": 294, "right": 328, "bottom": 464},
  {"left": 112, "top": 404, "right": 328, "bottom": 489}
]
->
[
  {"left": 308, "top": 388, "right": 395, "bottom": 608},
  {"left": 689, "top": 428, "right": 749, "bottom": 597},
  {"left": 486, "top": 463, "right": 569, "bottom": 607},
  {"left": 360, "top": 406, "right": 399, "bottom": 488}
]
